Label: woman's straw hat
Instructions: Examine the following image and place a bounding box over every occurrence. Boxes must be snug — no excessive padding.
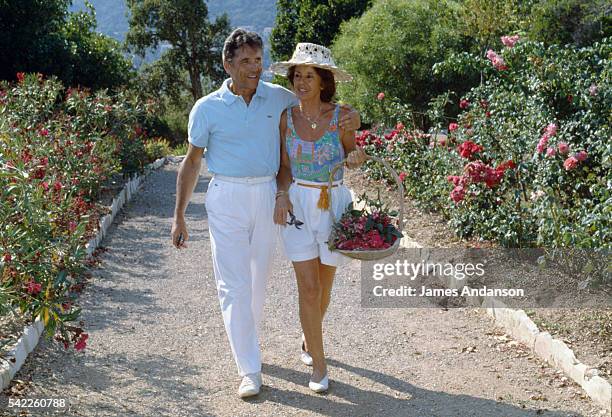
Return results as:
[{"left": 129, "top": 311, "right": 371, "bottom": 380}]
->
[{"left": 270, "top": 43, "right": 353, "bottom": 82}]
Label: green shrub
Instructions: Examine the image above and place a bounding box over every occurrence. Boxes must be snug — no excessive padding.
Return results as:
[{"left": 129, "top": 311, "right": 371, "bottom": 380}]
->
[
  {"left": 359, "top": 37, "right": 611, "bottom": 250},
  {"left": 145, "top": 138, "right": 172, "bottom": 163},
  {"left": 332, "top": 0, "right": 477, "bottom": 127},
  {"left": 0, "top": 74, "right": 159, "bottom": 349}
]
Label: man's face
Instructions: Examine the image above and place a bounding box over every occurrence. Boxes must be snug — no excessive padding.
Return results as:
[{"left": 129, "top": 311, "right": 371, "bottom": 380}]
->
[{"left": 223, "top": 45, "right": 263, "bottom": 92}]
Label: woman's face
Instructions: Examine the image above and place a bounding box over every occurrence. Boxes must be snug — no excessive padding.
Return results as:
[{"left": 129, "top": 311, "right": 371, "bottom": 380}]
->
[{"left": 292, "top": 65, "right": 322, "bottom": 101}]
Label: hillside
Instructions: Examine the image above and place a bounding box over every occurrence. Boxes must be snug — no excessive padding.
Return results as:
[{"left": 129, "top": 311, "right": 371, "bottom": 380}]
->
[
  {"left": 70, "top": 0, "right": 277, "bottom": 68},
  {"left": 70, "top": 0, "right": 277, "bottom": 41}
]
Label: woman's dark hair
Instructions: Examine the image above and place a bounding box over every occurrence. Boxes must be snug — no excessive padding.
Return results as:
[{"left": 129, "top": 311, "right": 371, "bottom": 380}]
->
[
  {"left": 223, "top": 28, "right": 263, "bottom": 62},
  {"left": 287, "top": 66, "right": 336, "bottom": 102}
]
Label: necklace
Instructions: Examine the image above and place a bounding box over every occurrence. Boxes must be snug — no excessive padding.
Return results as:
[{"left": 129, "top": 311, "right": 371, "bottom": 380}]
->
[{"left": 300, "top": 103, "right": 323, "bottom": 130}]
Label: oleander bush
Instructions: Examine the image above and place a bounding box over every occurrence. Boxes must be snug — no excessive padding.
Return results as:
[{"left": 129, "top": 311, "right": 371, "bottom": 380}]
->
[
  {"left": 0, "top": 73, "right": 162, "bottom": 350},
  {"left": 359, "top": 37, "right": 611, "bottom": 250}
]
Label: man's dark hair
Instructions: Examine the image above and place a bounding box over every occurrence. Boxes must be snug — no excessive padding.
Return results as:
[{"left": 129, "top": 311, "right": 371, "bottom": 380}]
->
[
  {"left": 223, "top": 28, "right": 263, "bottom": 62},
  {"left": 287, "top": 66, "right": 336, "bottom": 103}
]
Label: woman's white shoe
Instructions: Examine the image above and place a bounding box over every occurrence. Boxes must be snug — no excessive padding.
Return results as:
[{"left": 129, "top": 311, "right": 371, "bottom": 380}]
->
[
  {"left": 301, "top": 334, "right": 313, "bottom": 366},
  {"left": 308, "top": 373, "right": 329, "bottom": 393}
]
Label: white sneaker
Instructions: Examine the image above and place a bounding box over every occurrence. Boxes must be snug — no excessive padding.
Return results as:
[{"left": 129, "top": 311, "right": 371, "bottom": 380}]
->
[
  {"left": 301, "top": 334, "right": 313, "bottom": 366},
  {"left": 309, "top": 373, "right": 329, "bottom": 393},
  {"left": 238, "top": 372, "right": 262, "bottom": 398}
]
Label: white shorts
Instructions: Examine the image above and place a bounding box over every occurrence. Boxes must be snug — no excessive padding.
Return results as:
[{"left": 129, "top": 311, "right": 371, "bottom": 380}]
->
[{"left": 281, "top": 181, "right": 353, "bottom": 267}]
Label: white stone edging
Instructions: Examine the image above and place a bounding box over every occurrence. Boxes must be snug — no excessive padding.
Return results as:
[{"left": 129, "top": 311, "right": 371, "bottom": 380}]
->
[
  {"left": 0, "top": 157, "right": 167, "bottom": 391},
  {"left": 398, "top": 237, "right": 611, "bottom": 413}
]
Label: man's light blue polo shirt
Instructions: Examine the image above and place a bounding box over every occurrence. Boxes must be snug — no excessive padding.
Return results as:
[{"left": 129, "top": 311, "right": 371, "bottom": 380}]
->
[{"left": 188, "top": 79, "right": 298, "bottom": 177}]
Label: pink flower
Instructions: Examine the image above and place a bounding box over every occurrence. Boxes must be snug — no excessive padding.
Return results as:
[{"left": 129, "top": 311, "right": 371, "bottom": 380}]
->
[
  {"left": 75, "top": 333, "right": 89, "bottom": 351},
  {"left": 69, "top": 222, "right": 78, "bottom": 232},
  {"left": 546, "top": 147, "right": 556, "bottom": 157},
  {"left": 536, "top": 136, "right": 549, "bottom": 154},
  {"left": 39, "top": 128, "right": 49, "bottom": 137},
  {"left": 26, "top": 280, "right": 42, "bottom": 295},
  {"left": 589, "top": 84, "right": 598, "bottom": 96},
  {"left": 399, "top": 172, "right": 407, "bottom": 182},
  {"left": 377, "top": 92, "right": 385, "bottom": 101},
  {"left": 545, "top": 123, "right": 557, "bottom": 137},
  {"left": 575, "top": 150, "right": 588, "bottom": 162},
  {"left": 558, "top": 142, "right": 570, "bottom": 154},
  {"left": 40, "top": 181, "right": 49, "bottom": 191},
  {"left": 501, "top": 35, "right": 520, "bottom": 48},
  {"left": 450, "top": 186, "right": 465, "bottom": 203},
  {"left": 563, "top": 156, "right": 579, "bottom": 171},
  {"left": 3, "top": 253, "right": 11, "bottom": 263},
  {"left": 459, "top": 99, "right": 469, "bottom": 109},
  {"left": 486, "top": 49, "right": 507, "bottom": 70},
  {"left": 16, "top": 72, "right": 25, "bottom": 83},
  {"left": 396, "top": 122, "right": 404, "bottom": 130},
  {"left": 449, "top": 122, "right": 459, "bottom": 132}
]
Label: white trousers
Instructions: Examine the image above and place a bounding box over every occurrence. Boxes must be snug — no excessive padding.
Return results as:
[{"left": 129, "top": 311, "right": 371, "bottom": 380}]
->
[{"left": 205, "top": 175, "right": 276, "bottom": 376}]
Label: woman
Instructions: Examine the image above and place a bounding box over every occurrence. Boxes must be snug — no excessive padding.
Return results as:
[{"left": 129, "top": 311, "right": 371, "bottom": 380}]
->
[{"left": 271, "top": 43, "right": 367, "bottom": 393}]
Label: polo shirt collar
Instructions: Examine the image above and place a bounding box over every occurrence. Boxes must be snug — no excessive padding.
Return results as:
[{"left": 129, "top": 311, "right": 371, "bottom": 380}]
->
[{"left": 219, "top": 78, "right": 267, "bottom": 105}]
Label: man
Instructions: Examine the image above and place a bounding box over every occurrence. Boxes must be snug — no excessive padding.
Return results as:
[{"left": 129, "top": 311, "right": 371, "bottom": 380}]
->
[{"left": 171, "top": 29, "right": 359, "bottom": 398}]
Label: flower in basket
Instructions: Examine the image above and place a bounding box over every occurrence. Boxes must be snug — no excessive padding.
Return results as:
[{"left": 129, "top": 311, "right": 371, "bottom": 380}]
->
[{"left": 328, "top": 191, "right": 403, "bottom": 252}]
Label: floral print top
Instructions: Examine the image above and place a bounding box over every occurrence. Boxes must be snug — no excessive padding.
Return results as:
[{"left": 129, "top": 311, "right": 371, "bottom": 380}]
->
[{"left": 286, "top": 105, "right": 344, "bottom": 183}]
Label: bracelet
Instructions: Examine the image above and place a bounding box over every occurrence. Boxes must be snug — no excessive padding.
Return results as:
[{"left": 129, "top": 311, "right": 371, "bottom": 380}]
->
[{"left": 275, "top": 190, "right": 288, "bottom": 199}]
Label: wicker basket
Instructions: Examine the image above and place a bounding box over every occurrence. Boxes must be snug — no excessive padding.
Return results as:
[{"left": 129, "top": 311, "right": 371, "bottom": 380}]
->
[{"left": 328, "top": 154, "right": 404, "bottom": 260}]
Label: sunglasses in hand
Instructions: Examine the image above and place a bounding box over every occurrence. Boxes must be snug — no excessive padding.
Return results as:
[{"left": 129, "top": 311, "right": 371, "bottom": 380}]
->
[{"left": 287, "top": 210, "right": 304, "bottom": 229}]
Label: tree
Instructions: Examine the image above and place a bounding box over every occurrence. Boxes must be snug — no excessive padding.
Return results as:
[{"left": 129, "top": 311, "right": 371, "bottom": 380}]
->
[
  {"left": 333, "top": 0, "right": 476, "bottom": 126},
  {"left": 0, "top": 0, "right": 72, "bottom": 82},
  {"left": 526, "top": 0, "right": 611, "bottom": 47},
  {"left": 0, "top": 0, "right": 133, "bottom": 90},
  {"left": 63, "top": 3, "right": 134, "bottom": 90},
  {"left": 126, "top": 0, "right": 231, "bottom": 101},
  {"left": 271, "top": 0, "right": 372, "bottom": 61}
]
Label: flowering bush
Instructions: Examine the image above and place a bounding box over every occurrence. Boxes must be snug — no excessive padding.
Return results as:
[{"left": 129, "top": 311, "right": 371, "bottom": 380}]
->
[
  {"left": 0, "top": 74, "right": 165, "bottom": 350},
  {"left": 359, "top": 37, "right": 611, "bottom": 249},
  {"left": 328, "top": 192, "right": 403, "bottom": 251}
]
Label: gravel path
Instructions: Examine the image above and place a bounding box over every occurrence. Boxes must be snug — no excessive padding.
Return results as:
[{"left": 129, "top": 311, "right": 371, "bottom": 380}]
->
[{"left": 0, "top": 162, "right": 607, "bottom": 417}]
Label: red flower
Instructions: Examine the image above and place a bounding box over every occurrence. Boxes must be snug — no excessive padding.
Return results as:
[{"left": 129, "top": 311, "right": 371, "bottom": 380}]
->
[
  {"left": 563, "top": 156, "right": 579, "bottom": 171},
  {"left": 16, "top": 72, "right": 25, "bottom": 83},
  {"left": 53, "top": 181, "right": 63, "bottom": 192},
  {"left": 450, "top": 186, "right": 465, "bottom": 203},
  {"left": 575, "top": 150, "right": 588, "bottom": 162},
  {"left": 39, "top": 128, "right": 49, "bottom": 137},
  {"left": 3, "top": 253, "right": 11, "bottom": 263},
  {"left": 396, "top": 122, "right": 405, "bottom": 131},
  {"left": 399, "top": 172, "right": 407, "bottom": 182},
  {"left": 69, "top": 221, "right": 78, "bottom": 232},
  {"left": 459, "top": 99, "right": 469, "bottom": 109},
  {"left": 40, "top": 181, "right": 50, "bottom": 191},
  {"left": 449, "top": 123, "right": 459, "bottom": 132},
  {"left": 75, "top": 333, "right": 89, "bottom": 351},
  {"left": 26, "top": 280, "right": 42, "bottom": 295},
  {"left": 377, "top": 92, "right": 385, "bottom": 100},
  {"left": 457, "top": 141, "right": 483, "bottom": 159}
]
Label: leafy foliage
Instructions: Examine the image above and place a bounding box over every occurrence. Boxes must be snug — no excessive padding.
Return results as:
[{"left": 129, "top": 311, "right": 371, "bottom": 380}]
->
[
  {"left": 0, "top": 74, "right": 167, "bottom": 348},
  {"left": 357, "top": 38, "right": 611, "bottom": 249},
  {"left": 271, "top": 0, "right": 372, "bottom": 61},
  {"left": 126, "top": 0, "right": 231, "bottom": 100},
  {"left": 0, "top": 0, "right": 133, "bottom": 90},
  {"left": 333, "top": 0, "right": 477, "bottom": 127}
]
